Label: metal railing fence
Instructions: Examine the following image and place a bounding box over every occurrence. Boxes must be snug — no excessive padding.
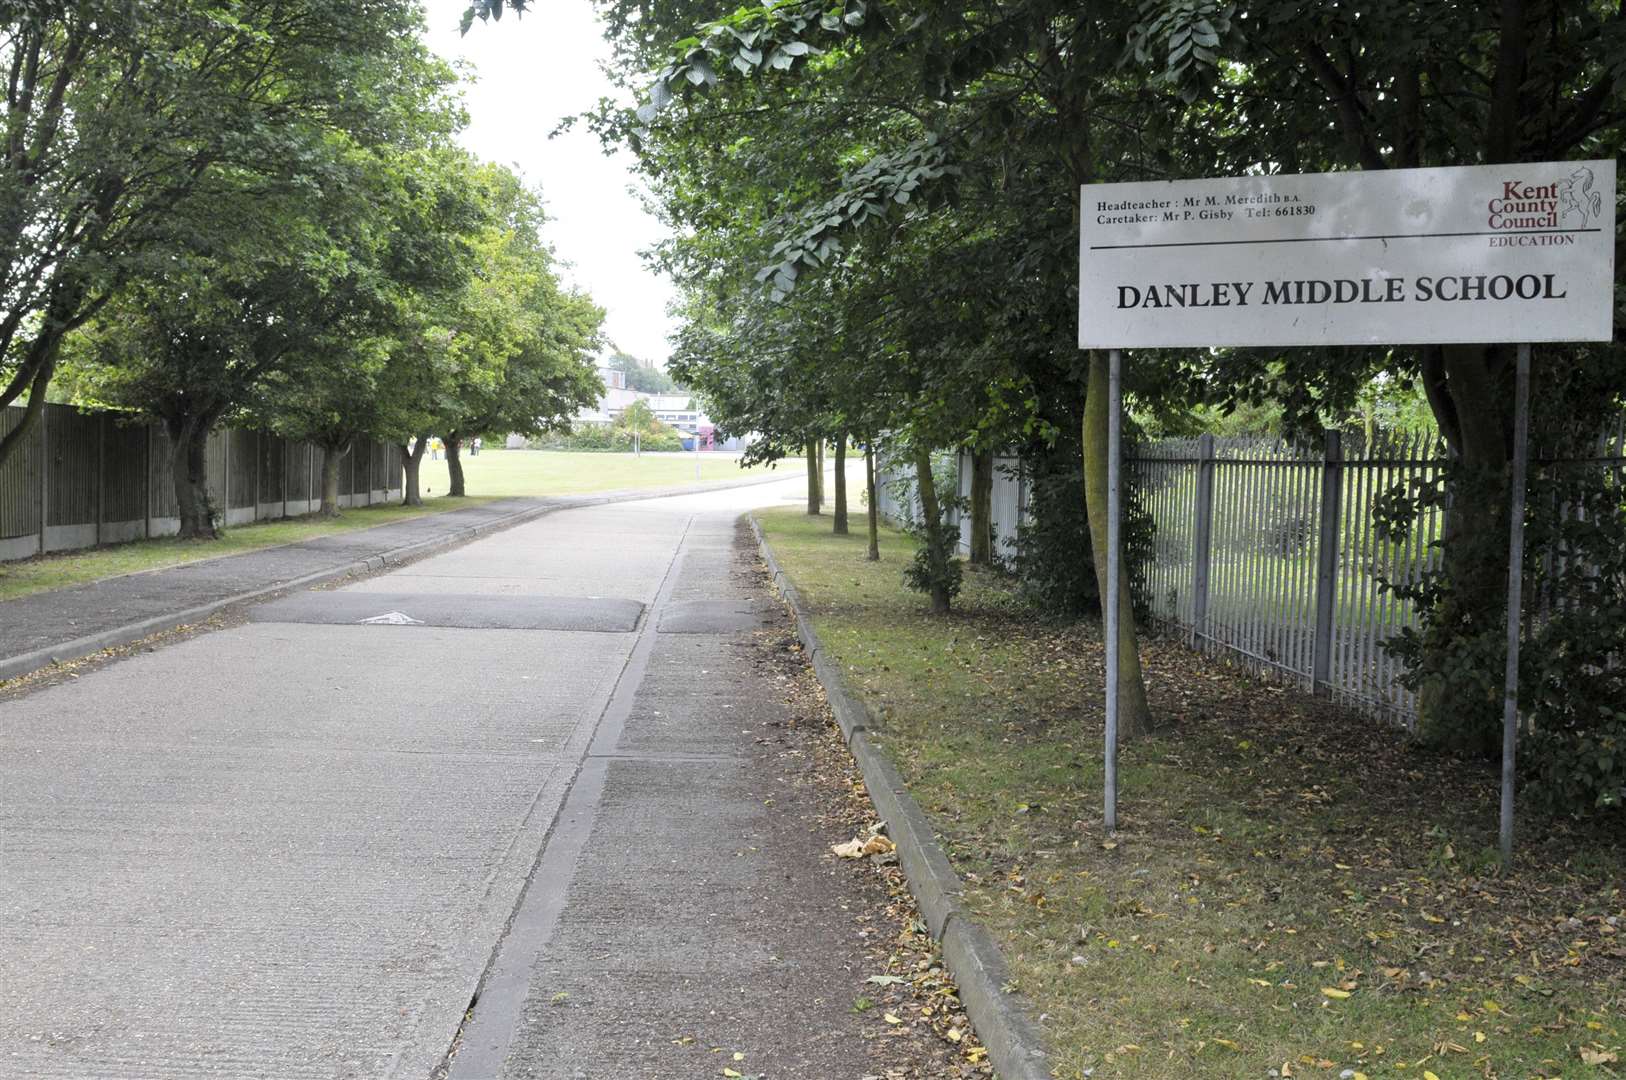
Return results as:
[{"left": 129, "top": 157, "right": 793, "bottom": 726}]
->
[
  {"left": 870, "top": 424, "right": 1625, "bottom": 731},
  {"left": 1130, "top": 431, "right": 1448, "bottom": 726},
  {"left": 1, "top": 403, "right": 403, "bottom": 562}
]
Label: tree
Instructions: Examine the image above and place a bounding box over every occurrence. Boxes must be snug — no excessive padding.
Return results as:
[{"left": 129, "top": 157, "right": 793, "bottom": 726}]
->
[
  {"left": 608, "top": 349, "right": 681, "bottom": 394},
  {"left": 264, "top": 146, "right": 488, "bottom": 516},
  {"left": 438, "top": 165, "right": 605, "bottom": 497},
  {"left": 67, "top": 167, "right": 382, "bottom": 536},
  {"left": 60, "top": 14, "right": 466, "bottom": 536},
  {"left": 0, "top": 0, "right": 427, "bottom": 470},
  {"left": 604, "top": 0, "right": 1161, "bottom": 732},
  {"left": 1126, "top": 0, "right": 1626, "bottom": 746}
]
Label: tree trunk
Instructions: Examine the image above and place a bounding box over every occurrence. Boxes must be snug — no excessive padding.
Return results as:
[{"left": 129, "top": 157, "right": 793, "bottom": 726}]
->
[
  {"left": 865, "top": 442, "right": 880, "bottom": 561},
  {"left": 0, "top": 280, "right": 84, "bottom": 470},
  {"left": 401, "top": 435, "right": 428, "bottom": 507},
  {"left": 912, "top": 444, "right": 952, "bottom": 615},
  {"left": 805, "top": 438, "right": 821, "bottom": 514},
  {"left": 969, "top": 447, "right": 994, "bottom": 565},
  {"left": 816, "top": 439, "right": 825, "bottom": 507},
  {"left": 1413, "top": 342, "right": 1517, "bottom": 749},
  {"left": 319, "top": 441, "right": 349, "bottom": 518},
  {"left": 1083, "top": 353, "right": 1154, "bottom": 739},
  {"left": 832, "top": 431, "right": 848, "bottom": 534},
  {"left": 1062, "top": 103, "right": 1154, "bottom": 740},
  {"left": 164, "top": 415, "right": 218, "bottom": 541},
  {"left": 446, "top": 432, "right": 466, "bottom": 497}
]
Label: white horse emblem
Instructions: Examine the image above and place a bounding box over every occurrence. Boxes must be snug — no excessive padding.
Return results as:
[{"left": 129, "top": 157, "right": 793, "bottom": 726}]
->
[{"left": 1557, "top": 165, "right": 1603, "bottom": 226}]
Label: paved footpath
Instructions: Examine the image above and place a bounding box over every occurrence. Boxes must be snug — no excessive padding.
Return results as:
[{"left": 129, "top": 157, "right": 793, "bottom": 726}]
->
[{"left": 0, "top": 471, "right": 916, "bottom": 1079}]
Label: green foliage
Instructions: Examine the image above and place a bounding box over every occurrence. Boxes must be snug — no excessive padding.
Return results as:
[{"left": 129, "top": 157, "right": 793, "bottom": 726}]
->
[
  {"left": 618, "top": 399, "right": 661, "bottom": 433},
  {"left": 1014, "top": 425, "right": 1156, "bottom": 620},
  {"left": 1014, "top": 444, "right": 1099, "bottom": 617},
  {"left": 587, "top": 0, "right": 1626, "bottom": 790},
  {"left": 903, "top": 528, "right": 963, "bottom": 606},
  {"left": 1122, "top": 0, "right": 1233, "bottom": 97},
  {"left": 438, "top": 164, "right": 605, "bottom": 447},
  {"left": 1379, "top": 423, "right": 1626, "bottom": 814},
  {"left": 461, "top": 0, "right": 531, "bottom": 35},
  {"left": 0, "top": 0, "right": 437, "bottom": 466},
  {"left": 1515, "top": 462, "right": 1626, "bottom": 813},
  {"left": 535, "top": 423, "right": 678, "bottom": 452},
  {"left": 883, "top": 450, "right": 965, "bottom": 606},
  {"left": 535, "top": 401, "right": 686, "bottom": 452},
  {"left": 608, "top": 351, "right": 682, "bottom": 394}
]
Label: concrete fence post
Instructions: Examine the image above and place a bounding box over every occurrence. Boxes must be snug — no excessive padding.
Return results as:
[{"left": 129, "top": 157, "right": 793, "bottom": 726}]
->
[
  {"left": 254, "top": 429, "right": 262, "bottom": 522},
  {"left": 1311, "top": 431, "right": 1344, "bottom": 695},
  {"left": 144, "top": 424, "right": 153, "bottom": 539},
  {"left": 221, "top": 425, "right": 230, "bottom": 517},
  {"left": 37, "top": 404, "right": 48, "bottom": 555},
  {"left": 1189, "top": 433, "right": 1216, "bottom": 649},
  {"left": 95, "top": 411, "right": 105, "bottom": 546}
]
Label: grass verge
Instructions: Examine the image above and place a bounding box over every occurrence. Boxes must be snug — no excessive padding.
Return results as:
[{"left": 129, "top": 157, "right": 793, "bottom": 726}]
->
[
  {"left": 755, "top": 505, "right": 1625, "bottom": 1080},
  {"left": 0, "top": 499, "right": 496, "bottom": 603}
]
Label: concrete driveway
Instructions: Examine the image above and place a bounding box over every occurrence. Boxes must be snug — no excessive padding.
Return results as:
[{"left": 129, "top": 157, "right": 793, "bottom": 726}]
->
[{"left": 0, "top": 473, "right": 891, "bottom": 1080}]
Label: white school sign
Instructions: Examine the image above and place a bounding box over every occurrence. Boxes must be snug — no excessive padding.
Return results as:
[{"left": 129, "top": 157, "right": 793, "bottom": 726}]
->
[{"left": 1078, "top": 160, "right": 1615, "bottom": 349}]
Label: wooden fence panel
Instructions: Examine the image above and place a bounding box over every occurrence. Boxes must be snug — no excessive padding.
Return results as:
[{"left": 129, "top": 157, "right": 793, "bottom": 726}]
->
[
  {"left": 227, "top": 428, "right": 257, "bottom": 512},
  {"left": 100, "top": 418, "right": 149, "bottom": 540},
  {"left": 258, "top": 433, "right": 285, "bottom": 512},
  {"left": 46, "top": 406, "right": 100, "bottom": 531},
  {"left": 2, "top": 404, "right": 407, "bottom": 562},
  {"left": 0, "top": 407, "right": 41, "bottom": 547}
]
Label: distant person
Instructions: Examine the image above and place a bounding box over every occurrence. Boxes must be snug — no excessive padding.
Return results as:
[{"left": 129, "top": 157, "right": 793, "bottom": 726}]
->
[
  {"left": 471, "top": 437, "right": 481, "bottom": 457},
  {"left": 430, "top": 437, "right": 441, "bottom": 461}
]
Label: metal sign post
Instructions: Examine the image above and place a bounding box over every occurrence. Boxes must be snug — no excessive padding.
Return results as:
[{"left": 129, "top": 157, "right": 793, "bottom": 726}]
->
[
  {"left": 1080, "top": 161, "right": 1613, "bottom": 853},
  {"left": 1500, "top": 342, "right": 1532, "bottom": 863},
  {"left": 1104, "top": 348, "right": 1122, "bottom": 833}
]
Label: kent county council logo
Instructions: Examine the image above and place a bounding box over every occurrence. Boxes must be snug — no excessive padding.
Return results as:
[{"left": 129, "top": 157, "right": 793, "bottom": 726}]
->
[{"left": 1488, "top": 165, "right": 1602, "bottom": 230}]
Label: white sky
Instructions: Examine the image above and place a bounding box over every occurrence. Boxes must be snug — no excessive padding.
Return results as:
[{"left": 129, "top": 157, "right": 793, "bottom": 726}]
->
[{"left": 423, "top": 2, "right": 678, "bottom": 366}]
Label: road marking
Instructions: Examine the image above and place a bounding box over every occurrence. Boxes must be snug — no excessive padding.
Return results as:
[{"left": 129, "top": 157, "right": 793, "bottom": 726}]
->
[{"left": 357, "top": 611, "right": 425, "bottom": 625}]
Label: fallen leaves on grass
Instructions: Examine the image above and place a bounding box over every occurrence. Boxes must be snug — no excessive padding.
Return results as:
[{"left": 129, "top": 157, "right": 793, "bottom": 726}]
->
[{"left": 755, "top": 513, "right": 1626, "bottom": 1079}]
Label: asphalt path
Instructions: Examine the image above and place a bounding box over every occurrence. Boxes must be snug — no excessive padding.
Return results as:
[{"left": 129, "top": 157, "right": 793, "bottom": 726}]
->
[{"left": 0, "top": 469, "right": 893, "bottom": 1080}]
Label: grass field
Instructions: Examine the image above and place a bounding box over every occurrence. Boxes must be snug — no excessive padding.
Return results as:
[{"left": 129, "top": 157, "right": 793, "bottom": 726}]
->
[
  {"left": 417, "top": 447, "right": 799, "bottom": 498},
  {"left": 756, "top": 506, "right": 1625, "bottom": 1080},
  {"left": 0, "top": 449, "right": 801, "bottom": 604}
]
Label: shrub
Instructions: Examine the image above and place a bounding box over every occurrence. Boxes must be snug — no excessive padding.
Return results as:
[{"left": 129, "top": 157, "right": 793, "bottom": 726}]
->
[
  {"left": 1380, "top": 449, "right": 1626, "bottom": 814},
  {"left": 531, "top": 417, "right": 686, "bottom": 452},
  {"left": 880, "top": 449, "right": 965, "bottom": 607},
  {"left": 1013, "top": 435, "right": 1152, "bottom": 619}
]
